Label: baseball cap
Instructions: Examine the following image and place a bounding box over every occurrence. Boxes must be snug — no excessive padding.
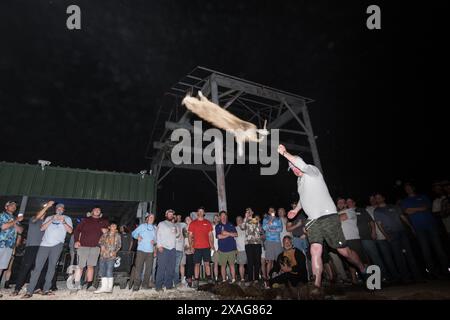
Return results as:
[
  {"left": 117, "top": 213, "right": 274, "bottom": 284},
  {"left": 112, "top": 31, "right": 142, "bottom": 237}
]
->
[{"left": 5, "top": 201, "right": 17, "bottom": 207}]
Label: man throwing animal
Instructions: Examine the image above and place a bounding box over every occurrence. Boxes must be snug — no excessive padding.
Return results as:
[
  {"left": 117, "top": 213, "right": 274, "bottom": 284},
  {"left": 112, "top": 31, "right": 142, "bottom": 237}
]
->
[{"left": 277, "top": 144, "right": 367, "bottom": 289}]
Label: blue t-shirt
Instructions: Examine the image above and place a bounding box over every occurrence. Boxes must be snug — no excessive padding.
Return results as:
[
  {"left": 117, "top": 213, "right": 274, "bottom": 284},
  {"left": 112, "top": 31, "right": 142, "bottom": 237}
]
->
[
  {"left": 401, "top": 195, "right": 435, "bottom": 230},
  {"left": 262, "top": 216, "right": 283, "bottom": 242},
  {"left": 373, "top": 205, "right": 405, "bottom": 236},
  {"left": 0, "top": 212, "right": 17, "bottom": 249},
  {"left": 132, "top": 223, "right": 156, "bottom": 253},
  {"left": 215, "top": 222, "right": 237, "bottom": 252}
]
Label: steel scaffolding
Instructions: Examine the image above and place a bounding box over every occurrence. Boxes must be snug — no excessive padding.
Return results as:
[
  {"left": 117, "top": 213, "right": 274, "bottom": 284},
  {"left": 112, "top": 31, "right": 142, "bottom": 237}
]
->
[{"left": 146, "top": 66, "right": 320, "bottom": 213}]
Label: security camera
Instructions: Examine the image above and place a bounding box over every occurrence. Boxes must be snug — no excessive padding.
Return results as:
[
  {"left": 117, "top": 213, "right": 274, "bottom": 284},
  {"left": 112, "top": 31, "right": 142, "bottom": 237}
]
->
[{"left": 38, "top": 160, "right": 51, "bottom": 170}]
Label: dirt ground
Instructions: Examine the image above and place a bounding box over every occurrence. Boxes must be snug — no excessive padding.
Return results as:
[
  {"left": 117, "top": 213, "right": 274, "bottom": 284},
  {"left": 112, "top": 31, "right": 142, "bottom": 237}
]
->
[{"left": 1, "top": 280, "right": 450, "bottom": 300}]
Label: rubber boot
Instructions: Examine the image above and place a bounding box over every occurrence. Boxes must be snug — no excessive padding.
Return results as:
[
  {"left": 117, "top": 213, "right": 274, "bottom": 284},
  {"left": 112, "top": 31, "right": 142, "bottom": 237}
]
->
[{"left": 94, "top": 278, "right": 108, "bottom": 294}]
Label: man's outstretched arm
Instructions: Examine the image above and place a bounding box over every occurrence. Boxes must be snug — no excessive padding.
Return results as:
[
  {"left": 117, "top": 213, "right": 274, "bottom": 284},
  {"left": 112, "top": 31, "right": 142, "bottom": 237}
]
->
[{"left": 277, "top": 144, "right": 320, "bottom": 176}]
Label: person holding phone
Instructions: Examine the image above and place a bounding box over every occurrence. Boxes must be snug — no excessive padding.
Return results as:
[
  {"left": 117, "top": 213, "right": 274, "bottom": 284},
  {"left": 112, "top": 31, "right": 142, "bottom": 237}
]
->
[
  {"left": 23, "top": 203, "right": 73, "bottom": 298},
  {"left": 262, "top": 207, "right": 283, "bottom": 285},
  {"left": 11, "top": 200, "right": 54, "bottom": 296}
]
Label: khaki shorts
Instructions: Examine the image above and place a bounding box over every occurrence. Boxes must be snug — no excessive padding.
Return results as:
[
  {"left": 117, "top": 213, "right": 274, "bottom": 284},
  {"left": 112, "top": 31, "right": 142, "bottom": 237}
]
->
[
  {"left": 77, "top": 246, "right": 100, "bottom": 267},
  {"left": 236, "top": 251, "right": 247, "bottom": 265},
  {"left": 0, "top": 247, "right": 13, "bottom": 270},
  {"left": 212, "top": 250, "right": 219, "bottom": 264},
  {"left": 307, "top": 214, "right": 347, "bottom": 249},
  {"left": 218, "top": 250, "right": 237, "bottom": 267}
]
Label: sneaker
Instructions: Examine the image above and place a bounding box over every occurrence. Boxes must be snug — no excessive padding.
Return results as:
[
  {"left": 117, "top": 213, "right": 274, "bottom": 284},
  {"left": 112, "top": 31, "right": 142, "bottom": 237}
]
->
[
  {"left": 22, "top": 293, "right": 32, "bottom": 299},
  {"left": 42, "top": 290, "right": 55, "bottom": 296},
  {"left": 11, "top": 291, "right": 19, "bottom": 296},
  {"left": 231, "top": 279, "right": 236, "bottom": 284},
  {"left": 33, "top": 289, "right": 43, "bottom": 295}
]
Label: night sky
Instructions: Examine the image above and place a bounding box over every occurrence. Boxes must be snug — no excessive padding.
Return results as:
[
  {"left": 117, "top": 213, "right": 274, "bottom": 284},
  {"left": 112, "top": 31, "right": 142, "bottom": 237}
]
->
[{"left": 0, "top": 1, "right": 447, "bottom": 218}]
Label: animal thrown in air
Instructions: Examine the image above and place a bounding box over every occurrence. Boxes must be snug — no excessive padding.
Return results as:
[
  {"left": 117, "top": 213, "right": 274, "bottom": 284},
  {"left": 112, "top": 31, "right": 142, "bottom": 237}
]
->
[{"left": 182, "top": 91, "right": 269, "bottom": 157}]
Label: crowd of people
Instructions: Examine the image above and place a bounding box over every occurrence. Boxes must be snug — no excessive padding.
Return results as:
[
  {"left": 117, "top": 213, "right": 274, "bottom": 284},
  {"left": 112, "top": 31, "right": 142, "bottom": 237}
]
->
[{"left": 1, "top": 148, "right": 450, "bottom": 298}]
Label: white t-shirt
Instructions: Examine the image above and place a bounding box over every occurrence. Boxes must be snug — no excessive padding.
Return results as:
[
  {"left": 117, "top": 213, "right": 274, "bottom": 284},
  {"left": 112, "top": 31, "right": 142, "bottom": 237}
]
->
[
  {"left": 212, "top": 224, "right": 219, "bottom": 251},
  {"left": 432, "top": 196, "right": 445, "bottom": 213},
  {"left": 339, "top": 208, "right": 360, "bottom": 240},
  {"left": 175, "top": 222, "right": 185, "bottom": 252},
  {"left": 40, "top": 215, "right": 73, "bottom": 247},
  {"left": 366, "top": 206, "right": 386, "bottom": 240},
  {"left": 294, "top": 157, "right": 337, "bottom": 220},
  {"left": 236, "top": 226, "right": 246, "bottom": 252}
]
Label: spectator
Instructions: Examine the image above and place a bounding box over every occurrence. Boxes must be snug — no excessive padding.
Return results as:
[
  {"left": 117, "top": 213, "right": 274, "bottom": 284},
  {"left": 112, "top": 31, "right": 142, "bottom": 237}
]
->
[
  {"left": 188, "top": 207, "right": 214, "bottom": 288},
  {"left": 277, "top": 208, "right": 292, "bottom": 242},
  {"left": 174, "top": 214, "right": 185, "bottom": 287},
  {"left": 431, "top": 181, "right": 450, "bottom": 250},
  {"left": 12, "top": 201, "right": 54, "bottom": 296},
  {"left": 73, "top": 206, "right": 109, "bottom": 291},
  {"left": 181, "top": 216, "right": 194, "bottom": 287},
  {"left": 155, "top": 209, "right": 178, "bottom": 291},
  {"left": 0, "top": 201, "right": 24, "bottom": 298},
  {"left": 373, "top": 193, "right": 422, "bottom": 283},
  {"left": 366, "top": 195, "right": 377, "bottom": 216},
  {"left": 235, "top": 216, "right": 247, "bottom": 283},
  {"left": 347, "top": 198, "right": 389, "bottom": 282},
  {"left": 366, "top": 195, "right": 402, "bottom": 282},
  {"left": 4, "top": 233, "right": 26, "bottom": 289},
  {"left": 119, "top": 225, "right": 133, "bottom": 252},
  {"left": 286, "top": 210, "right": 311, "bottom": 279},
  {"left": 211, "top": 213, "right": 220, "bottom": 282},
  {"left": 337, "top": 198, "right": 367, "bottom": 284},
  {"left": 23, "top": 203, "right": 72, "bottom": 298},
  {"left": 262, "top": 207, "right": 283, "bottom": 281},
  {"left": 240, "top": 208, "right": 262, "bottom": 285},
  {"left": 441, "top": 182, "right": 450, "bottom": 237},
  {"left": 95, "top": 220, "right": 121, "bottom": 294},
  {"left": 131, "top": 213, "right": 156, "bottom": 291},
  {"left": 268, "top": 236, "right": 308, "bottom": 288},
  {"left": 260, "top": 214, "right": 267, "bottom": 280},
  {"left": 216, "top": 211, "right": 238, "bottom": 283},
  {"left": 401, "top": 182, "right": 449, "bottom": 277}
]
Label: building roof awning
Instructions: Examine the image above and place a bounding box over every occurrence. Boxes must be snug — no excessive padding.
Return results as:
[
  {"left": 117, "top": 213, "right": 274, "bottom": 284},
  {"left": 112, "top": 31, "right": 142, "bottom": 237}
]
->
[{"left": 0, "top": 162, "right": 154, "bottom": 202}]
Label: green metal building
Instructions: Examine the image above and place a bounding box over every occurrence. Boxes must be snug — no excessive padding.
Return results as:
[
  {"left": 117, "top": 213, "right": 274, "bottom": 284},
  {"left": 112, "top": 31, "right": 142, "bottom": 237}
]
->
[{"left": 0, "top": 162, "right": 154, "bottom": 225}]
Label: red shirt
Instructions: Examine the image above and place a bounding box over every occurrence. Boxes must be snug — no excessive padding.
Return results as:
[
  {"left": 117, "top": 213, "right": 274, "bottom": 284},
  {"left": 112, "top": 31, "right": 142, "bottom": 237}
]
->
[
  {"left": 74, "top": 217, "right": 109, "bottom": 247},
  {"left": 188, "top": 219, "right": 213, "bottom": 249}
]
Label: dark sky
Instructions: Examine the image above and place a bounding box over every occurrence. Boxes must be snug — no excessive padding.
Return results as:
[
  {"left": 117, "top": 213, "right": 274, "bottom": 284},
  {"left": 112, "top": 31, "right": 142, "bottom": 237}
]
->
[{"left": 0, "top": 1, "right": 447, "bottom": 217}]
